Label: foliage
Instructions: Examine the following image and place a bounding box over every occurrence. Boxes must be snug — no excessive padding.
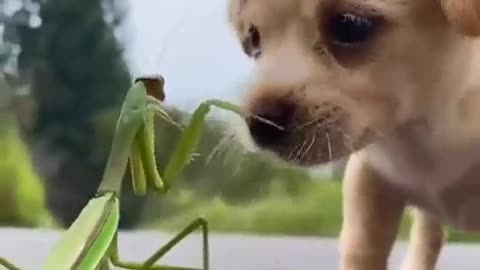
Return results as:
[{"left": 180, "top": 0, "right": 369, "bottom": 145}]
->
[
  {"left": 148, "top": 179, "right": 344, "bottom": 236},
  {"left": 0, "top": 114, "right": 51, "bottom": 227}
]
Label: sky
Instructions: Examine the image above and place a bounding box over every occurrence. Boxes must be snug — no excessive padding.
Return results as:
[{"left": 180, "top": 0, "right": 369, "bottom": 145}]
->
[
  {"left": 0, "top": 0, "right": 253, "bottom": 114},
  {"left": 122, "top": 0, "right": 255, "bottom": 113}
]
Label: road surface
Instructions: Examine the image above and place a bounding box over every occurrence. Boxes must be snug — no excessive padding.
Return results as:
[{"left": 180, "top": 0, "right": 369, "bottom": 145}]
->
[{"left": 0, "top": 228, "right": 479, "bottom": 269}]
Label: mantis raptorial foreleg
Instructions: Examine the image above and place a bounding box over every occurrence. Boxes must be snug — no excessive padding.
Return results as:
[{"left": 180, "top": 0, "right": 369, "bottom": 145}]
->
[{"left": 150, "top": 99, "right": 248, "bottom": 190}]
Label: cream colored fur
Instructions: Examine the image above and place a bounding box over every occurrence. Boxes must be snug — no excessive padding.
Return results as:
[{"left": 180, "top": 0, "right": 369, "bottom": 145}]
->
[{"left": 227, "top": 0, "right": 480, "bottom": 269}]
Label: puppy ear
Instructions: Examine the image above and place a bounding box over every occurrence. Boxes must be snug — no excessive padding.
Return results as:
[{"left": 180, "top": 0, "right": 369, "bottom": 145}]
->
[{"left": 440, "top": 0, "right": 480, "bottom": 36}]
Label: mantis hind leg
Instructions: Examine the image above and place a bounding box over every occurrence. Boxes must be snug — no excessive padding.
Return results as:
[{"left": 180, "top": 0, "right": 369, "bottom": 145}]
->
[
  {"left": 109, "top": 218, "right": 209, "bottom": 270},
  {"left": 0, "top": 258, "right": 22, "bottom": 270}
]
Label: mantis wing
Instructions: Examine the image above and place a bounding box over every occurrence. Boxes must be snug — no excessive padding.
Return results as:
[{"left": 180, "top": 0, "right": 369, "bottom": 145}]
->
[{"left": 41, "top": 193, "right": 119, "bottom": 270}]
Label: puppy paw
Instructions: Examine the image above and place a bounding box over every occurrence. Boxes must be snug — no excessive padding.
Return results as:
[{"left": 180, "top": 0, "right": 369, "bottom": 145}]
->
[{"left": 398, "top": 259, "right": 434, "bottom": 270}]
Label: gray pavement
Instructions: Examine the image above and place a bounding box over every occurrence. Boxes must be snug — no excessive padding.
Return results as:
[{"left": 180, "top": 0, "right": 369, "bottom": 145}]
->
[{"left": 0, "top": 228, "right": 478, "bottom": 269}]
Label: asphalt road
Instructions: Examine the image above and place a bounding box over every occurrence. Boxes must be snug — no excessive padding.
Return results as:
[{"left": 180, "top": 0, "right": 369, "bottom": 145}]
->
[{"left": 0, "top": 228, "right": 479, "bottom": 270}]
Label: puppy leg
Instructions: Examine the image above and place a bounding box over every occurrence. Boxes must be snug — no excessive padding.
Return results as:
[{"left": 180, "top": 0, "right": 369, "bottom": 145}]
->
[
  {"left": 340, "top": 152, "right": 405, "bottom": 270},
  {"left": 399, "top": 208, "right": 446, "bottom": 270}
]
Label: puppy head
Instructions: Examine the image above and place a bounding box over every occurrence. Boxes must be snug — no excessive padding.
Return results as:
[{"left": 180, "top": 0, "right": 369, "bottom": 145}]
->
[{"left": 228, "top": 0, "right": 480, "bottom": 166}]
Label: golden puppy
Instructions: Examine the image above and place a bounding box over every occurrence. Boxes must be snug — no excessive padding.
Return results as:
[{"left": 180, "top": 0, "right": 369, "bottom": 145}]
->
[{"left": 227, "top": 0, "right": 480, "bottom": 269}]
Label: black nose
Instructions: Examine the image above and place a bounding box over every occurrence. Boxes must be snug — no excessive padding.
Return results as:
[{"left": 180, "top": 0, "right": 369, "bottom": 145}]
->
[{"left": 247, "top": 99, "right": 294, "bottom": 148}]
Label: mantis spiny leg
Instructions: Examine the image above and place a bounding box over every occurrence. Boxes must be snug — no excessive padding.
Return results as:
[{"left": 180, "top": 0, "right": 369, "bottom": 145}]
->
[
  {"left": 108, "top": 218, "right": 208, "bottom": 270},
  {"left": 119, "top": 97, "right": 276, "bottom": 270},
  {"left": 144, "top": 97, "right": 279, "bottom": 192},
  {"left": 130, "top": 77, "right": 281, "bottom": 195}
]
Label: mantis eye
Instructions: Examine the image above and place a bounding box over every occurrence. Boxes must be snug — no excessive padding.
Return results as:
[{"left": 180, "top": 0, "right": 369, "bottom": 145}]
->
[{"left": 242, "top": 24, "right": 262, "bottom": 59}]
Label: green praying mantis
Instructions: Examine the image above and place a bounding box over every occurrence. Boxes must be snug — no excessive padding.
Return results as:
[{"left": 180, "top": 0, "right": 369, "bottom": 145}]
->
[{"left": 0, "top": 75, "right": 269, "bottom": 270}]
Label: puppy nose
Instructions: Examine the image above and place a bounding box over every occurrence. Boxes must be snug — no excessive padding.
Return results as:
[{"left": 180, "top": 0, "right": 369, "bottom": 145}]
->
[{"left": 247, "top": 98, "right": 294, "bottom": 148}]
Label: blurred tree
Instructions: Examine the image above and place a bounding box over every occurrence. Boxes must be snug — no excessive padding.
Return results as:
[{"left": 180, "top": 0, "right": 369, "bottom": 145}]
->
[
  {"left": 14, "top": 0, "right": 146, "bottom": 228},
  {"left": 0, "top": 114, "right": 50, "bottom": 227}
]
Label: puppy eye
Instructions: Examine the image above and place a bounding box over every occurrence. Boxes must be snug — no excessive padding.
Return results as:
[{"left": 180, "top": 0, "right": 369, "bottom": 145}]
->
[
  {"left": 329, "top": 13, "right": 378, "bottom": 45},
  {"left": 242, "top": 24, "right": 262, "bottom": 59}
]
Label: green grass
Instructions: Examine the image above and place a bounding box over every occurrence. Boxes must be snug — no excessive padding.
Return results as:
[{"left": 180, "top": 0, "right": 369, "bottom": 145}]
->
[
  {"left": 446, "top": 228, "right": 480, "bottom": 243},
  {"left": 143, "top": 178, "right": 480, "bottom": 243},
  {"left": 146, "top": 180, "right": 344, "bottom": 237},
  {"left": 144, "top": 180, "right": 342, "bottom": 236},
  {"left": 145, "top": 179, "right": 400, "bottom": 238},
  {"left": 0, "top": 114, "right": 53, "bottom": 227}
]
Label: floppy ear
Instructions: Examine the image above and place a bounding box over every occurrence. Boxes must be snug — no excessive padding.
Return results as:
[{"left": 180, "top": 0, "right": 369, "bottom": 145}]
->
[{"left": 440, "top": 0, "right": 480, "bottom": 37}]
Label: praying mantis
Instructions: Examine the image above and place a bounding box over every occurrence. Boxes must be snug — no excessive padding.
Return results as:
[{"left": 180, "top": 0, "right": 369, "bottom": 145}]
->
[{"left": 0, "top": 75, "right": 262, "bottom": 270}]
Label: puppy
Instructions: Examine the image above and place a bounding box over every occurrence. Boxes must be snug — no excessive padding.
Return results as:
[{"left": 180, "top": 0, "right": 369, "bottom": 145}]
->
[{"left": 227, "top": 0, "right": 480, "bottom": 269}]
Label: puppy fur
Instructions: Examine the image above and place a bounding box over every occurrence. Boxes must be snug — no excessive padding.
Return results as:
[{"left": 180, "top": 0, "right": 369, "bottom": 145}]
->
[{"left": 227, "top": 0, "right": 480, "bottom": 269}]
